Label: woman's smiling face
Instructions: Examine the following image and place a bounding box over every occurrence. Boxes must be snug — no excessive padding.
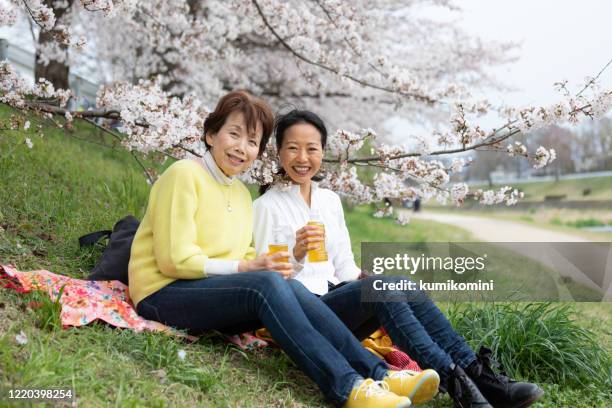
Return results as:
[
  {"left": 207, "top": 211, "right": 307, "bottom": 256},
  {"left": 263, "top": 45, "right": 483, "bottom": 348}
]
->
[
  {"left": 205, "top": 111, "right": 262, "bottom": 176},
  {"left": 278, "top": 123, "right": 324, "bottom": 185}
]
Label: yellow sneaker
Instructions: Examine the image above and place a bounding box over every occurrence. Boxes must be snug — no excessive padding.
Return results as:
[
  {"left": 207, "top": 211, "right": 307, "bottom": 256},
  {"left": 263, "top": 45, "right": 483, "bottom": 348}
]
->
[
  {"left": 382, "top": 369, "right": 440, "bottom": 405},
  {"left": 344, "top": 378, "right": 412, "bottom": 408}
]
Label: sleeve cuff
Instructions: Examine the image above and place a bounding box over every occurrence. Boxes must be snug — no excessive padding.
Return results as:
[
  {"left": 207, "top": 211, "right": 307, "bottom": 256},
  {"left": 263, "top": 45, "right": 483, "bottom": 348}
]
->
[
  {"left": 204, "top": 259, "right": 239, "bottom": 275},
  {"left": 291, "top": 256, "right": 305, "bottom": 273}
]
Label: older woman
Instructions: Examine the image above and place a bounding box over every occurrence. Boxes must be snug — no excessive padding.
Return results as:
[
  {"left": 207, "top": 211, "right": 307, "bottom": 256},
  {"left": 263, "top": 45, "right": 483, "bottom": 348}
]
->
[
  {"left": 253, "top": 109, "right": 544, "bottom": 408},
  {"left": 129, "top": 91, "right": 417, "bottom": 408}
]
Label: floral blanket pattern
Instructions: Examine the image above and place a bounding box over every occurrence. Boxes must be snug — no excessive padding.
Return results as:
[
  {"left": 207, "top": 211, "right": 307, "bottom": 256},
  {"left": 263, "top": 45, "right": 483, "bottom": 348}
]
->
[{"left": 0, "top": 264, "right": 196, "bottom": 341}]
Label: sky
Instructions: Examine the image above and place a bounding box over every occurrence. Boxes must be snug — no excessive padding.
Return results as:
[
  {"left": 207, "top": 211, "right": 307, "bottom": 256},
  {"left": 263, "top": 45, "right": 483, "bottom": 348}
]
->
[{"left": 386, "top": 0, "right": 612, "bottom": 140}]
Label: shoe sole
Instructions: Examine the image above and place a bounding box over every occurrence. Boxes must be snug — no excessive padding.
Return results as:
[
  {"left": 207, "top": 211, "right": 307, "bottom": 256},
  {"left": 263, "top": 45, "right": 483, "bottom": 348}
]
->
[
  {"left": 408, "top": 370, "right": 440, "bottom": 405},
  {"left": 497, "top": 387, "right": 545, "bottom": 408}
]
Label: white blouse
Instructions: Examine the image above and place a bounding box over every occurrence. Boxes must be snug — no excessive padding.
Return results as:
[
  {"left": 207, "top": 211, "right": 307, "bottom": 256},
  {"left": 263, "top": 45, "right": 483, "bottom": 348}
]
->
[{"left": 253, "top": 182, "right": 361, "bottom": 295}]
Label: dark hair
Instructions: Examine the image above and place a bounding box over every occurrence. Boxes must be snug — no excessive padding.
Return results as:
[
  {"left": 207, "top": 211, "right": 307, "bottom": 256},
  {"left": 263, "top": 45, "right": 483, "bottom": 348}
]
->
[
  {"left": 273, "top": 109, "right": 327, "bottom": 151},
  {"left": 259, "top": 109, "right": 327, "bottom": 195},
  {"left": 203, "top": 90, "right": 274, "bottom": 155}
]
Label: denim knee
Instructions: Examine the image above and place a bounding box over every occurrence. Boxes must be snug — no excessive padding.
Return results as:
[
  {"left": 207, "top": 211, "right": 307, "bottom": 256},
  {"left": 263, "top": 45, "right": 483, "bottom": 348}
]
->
[
  {"left": 286, "top": 279, "right": 325, "bottom": 309},
  {"left": 246, "top": 271, "right": 291, "bottom": 297},
  {"left": 286, "top": 278, "right": 312, "bottom": 297}
]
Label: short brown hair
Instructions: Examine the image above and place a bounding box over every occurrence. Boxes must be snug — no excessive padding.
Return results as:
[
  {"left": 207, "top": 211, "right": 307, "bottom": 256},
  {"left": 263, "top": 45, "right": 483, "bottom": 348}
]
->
[{"left": 203, "top": 90, "right": 274, "bottom": 155}]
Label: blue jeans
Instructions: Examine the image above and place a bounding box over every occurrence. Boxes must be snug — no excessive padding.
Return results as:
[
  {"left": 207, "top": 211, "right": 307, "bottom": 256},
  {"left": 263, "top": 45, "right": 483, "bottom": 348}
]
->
[
  {"left": 135, "top": 271, "right": 387, "bottom": 405},
  {"left": 303, "top": 275, "right": 477, "bottom": 382}
]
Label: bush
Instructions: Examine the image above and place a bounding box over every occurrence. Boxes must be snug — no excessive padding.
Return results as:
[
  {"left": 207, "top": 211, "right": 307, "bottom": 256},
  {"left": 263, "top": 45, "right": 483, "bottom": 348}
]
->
[
  {"left": 447, "top": 302, "right": 612, "bottom": 391},
  {"left": 565, "top": 218, "right": 606, "bottom": 228}
]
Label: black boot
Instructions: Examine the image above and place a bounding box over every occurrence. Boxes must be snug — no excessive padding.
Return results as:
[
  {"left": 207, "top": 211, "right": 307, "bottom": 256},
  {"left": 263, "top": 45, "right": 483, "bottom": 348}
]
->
[
  {"left": 445, "top": 363, "right": 493, "bottom": 408},
  {"left": 466, "top": 347, "right": 544, "bottom": 408}
]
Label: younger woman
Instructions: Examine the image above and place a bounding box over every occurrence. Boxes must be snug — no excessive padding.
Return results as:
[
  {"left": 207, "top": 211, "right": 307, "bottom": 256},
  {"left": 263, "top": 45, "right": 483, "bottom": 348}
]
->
[{"left": 253, "top": 110, "right": 544, "bottom": 408}]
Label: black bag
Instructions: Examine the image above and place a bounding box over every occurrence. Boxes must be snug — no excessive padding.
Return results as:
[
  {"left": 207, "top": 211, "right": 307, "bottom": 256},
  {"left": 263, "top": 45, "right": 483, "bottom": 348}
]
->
[{"left": 78, "top": 215, "right": 140, "bottom": 285}]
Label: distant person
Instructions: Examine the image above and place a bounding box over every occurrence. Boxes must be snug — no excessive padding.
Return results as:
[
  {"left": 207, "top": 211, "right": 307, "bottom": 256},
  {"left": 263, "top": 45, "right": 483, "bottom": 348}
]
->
[{"left": 413, "top": 197, "right": 421, "bottom": 212}]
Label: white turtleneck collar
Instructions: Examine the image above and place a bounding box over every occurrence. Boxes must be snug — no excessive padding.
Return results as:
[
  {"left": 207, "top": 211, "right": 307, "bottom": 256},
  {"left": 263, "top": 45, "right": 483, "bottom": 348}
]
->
[{"left": 202, "top": 150, "right": 234, "bottom": 186}]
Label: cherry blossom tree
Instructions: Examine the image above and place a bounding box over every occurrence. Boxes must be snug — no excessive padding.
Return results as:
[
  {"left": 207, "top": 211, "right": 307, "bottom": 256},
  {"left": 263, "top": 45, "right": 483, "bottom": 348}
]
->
[
  {"left": 1, "top": 0, "right": 611, "bottom": 220},
  {"left": 30, "top": 0, "right": 74, "bottom": 88}
]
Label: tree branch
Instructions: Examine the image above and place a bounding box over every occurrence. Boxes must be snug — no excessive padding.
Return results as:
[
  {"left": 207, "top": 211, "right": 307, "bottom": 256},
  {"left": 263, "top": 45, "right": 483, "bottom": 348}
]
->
[
  {"left": 251, "top": 0, "right": 440, "bottom": 105},
  {"left": 325, "top": 102, "right": 599, "bottom": 164},
  {"left": 353, "top": 161, "right": 449, "bottom": 195},
  {"left": 21, "top": 101, "right": 151, "bottom": 127},
  {"left": 310, "top": 0, "right": 389, "bottom": 80},
  {"left": 21, "top": 0, "right": 45, "bottom": 30},
  {"left": 576, "top": 57, "right": 612, "bottom": 97}
]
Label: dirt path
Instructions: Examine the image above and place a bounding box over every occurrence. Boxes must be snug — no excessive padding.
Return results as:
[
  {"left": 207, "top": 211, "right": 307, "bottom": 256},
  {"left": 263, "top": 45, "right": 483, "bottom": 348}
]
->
[
  {"left": 411, "top": 211, "right": 589, "bottom": 242},
  {"left": 409, "top": 211, "right": 610, "bottom": 299}
]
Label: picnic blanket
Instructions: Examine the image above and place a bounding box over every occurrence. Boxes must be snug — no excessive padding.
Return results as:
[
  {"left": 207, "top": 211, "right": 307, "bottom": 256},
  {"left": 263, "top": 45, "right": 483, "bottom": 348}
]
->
[
  {"left": 0, "top": 264, "right": 198, "bottom": 341},
  {"left": 1, "top": 264, "right": 420, "bottom": 370}
]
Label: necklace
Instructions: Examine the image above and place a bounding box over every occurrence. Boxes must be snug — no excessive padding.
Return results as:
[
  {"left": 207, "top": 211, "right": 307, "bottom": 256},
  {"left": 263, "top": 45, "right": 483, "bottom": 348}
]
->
[
  {"left": 200, "top": 151, "right": 235, "bottom": 212},
  {"left": 222, "top": 186, "right": 233, "bottom": 212}
]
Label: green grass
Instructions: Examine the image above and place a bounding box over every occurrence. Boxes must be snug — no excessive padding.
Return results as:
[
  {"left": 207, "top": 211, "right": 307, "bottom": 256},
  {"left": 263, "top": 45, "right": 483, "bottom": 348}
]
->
[
  {"left": 447, "top": 302, "right": 612, "bottom": 407},
  {"left": 564, "top": 218, "right": 608, "bottom": 228},
  {"left": 471, "top": 177, "right": 612, "bottom": 202},
  {"left": 1, "top": 104, "right": 611, "bottom": 407},
  {"left": 447, "top": 302, "right": 611, "bottom": 389},
  {"left": 344, "top": 206, "right": 473, "bottom": 265},
  {"left": 550, "top": 217, "right": 610, "bottom": 229}
]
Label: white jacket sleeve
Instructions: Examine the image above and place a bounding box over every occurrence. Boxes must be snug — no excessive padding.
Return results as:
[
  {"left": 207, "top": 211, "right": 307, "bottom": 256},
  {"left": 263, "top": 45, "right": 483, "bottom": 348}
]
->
[{"left": 331, "top": 194, "right": 361, "bottom": 282}]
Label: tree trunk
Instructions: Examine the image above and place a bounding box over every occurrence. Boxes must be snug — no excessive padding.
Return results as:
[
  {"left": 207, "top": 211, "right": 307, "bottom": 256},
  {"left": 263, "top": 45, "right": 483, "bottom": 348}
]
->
[{"left": 34, "top": 0, "right": 74, "bottom": 90}]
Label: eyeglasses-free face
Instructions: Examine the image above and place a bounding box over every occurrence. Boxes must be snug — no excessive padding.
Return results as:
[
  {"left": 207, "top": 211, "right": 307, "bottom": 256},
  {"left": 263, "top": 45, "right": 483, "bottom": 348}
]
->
[
  {"left": 205, "top": 111, "right": 262, "bottom": 176},
  {"left": 279, "top": 123, "right": 324, "bottom": 186}
]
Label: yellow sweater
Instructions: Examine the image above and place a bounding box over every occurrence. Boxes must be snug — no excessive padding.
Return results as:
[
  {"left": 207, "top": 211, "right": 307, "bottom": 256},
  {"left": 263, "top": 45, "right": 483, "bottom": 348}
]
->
[{"left": 128, "top": 159, "right": 256, "bottom": 306}]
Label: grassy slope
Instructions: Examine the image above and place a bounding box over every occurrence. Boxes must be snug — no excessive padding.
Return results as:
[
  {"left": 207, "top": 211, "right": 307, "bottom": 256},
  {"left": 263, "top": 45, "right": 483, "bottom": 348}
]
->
[
  {"left": 345, "top": 206, "right": 473, "bottom": 265},
  {"left": 426, "top": 207, "right": 612, "bottom": 242},
  {"left": 0, "top": 105, "right": 610, "bottom": 407},
  {"left": 482, "top": 210, "right": 612, "bottom": 241},
  {"left": 471, "top": 177, "right": 612, "bottom": 202}
]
